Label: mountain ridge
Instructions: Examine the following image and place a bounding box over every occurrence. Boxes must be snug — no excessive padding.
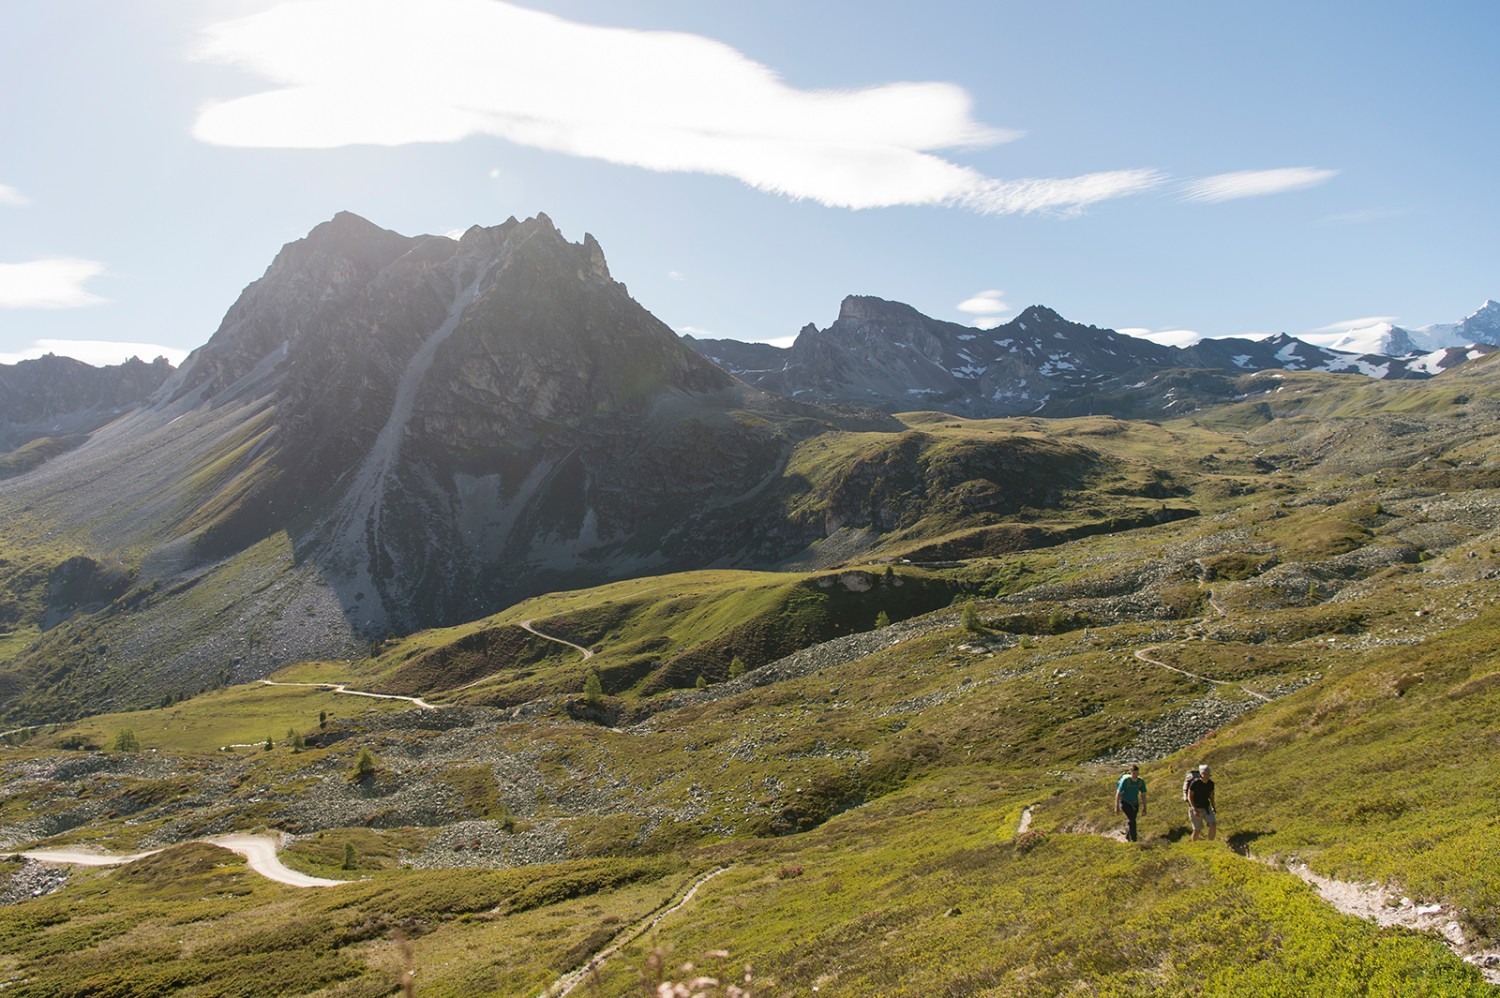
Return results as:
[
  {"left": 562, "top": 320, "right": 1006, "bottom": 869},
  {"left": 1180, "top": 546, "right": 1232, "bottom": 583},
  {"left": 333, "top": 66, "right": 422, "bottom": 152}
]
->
[{"left": 687, "top": 294, "right": 1496, "bottom": 418}]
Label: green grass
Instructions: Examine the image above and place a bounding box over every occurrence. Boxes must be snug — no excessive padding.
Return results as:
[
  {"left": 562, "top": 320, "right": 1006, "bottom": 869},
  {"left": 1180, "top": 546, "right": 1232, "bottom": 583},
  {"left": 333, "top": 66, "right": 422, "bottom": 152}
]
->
[
  {"left": 323, "top": 564, "right": 960, "bottom": 705},
  {"left": 585, "top": 783, "right": 1490, "bottom": 997},
  {"left": 28, "top": 681, "right": 410, "bottom": 754},
  {"left": 4, "top": 358, "right": 1500, "bottom": 994}
]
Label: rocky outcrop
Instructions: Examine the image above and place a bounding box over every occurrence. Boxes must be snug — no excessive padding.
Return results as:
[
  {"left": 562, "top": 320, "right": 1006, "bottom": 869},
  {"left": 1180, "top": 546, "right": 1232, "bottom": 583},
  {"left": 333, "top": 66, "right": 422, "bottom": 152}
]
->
[
  {"left": 0, "top": 213, "right": 890, "bottom": 716},
  {"left": 0, "top": 354, "right": 174, "bottom": 455}
]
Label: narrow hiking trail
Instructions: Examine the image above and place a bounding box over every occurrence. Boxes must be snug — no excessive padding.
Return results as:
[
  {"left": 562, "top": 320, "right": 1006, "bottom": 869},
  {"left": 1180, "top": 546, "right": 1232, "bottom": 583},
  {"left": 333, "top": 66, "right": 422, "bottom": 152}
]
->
[
  {"left": 1020, "top": 804, "right": 1500, "bottom": 984},
  {"left": 2, "top": 833, "right": 348, "bottom": 888},
  {"left": 1131, "top": 579, "right": 1270, "bottom": 702},
  {"left": 258, "top": 679, "right": 436, "bottom": 710},
  {"left": 1133, "top": 645, "right": 1272, "bottom": 703},
  {"left": 519, "top": 619, "right": 594, "bottom": 660},
  {"left": 540, "top": 867, "right": 731, "bottom": 998}
]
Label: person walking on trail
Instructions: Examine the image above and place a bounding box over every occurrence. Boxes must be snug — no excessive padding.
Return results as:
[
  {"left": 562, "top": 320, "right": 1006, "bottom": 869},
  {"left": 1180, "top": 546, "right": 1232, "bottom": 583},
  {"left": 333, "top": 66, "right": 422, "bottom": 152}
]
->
[
  {"left": 1114, "top": 764, "right": 1147, "bottom": 842},
  {"left": 1185, "top": 763, "right": 1217, "bottom": 841}
]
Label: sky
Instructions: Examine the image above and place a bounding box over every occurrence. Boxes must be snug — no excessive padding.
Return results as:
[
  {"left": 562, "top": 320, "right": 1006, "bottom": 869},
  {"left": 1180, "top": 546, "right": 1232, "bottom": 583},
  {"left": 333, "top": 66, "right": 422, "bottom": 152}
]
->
[{"left": 2, "top": 0, "right": 1499, "bottom": 367}]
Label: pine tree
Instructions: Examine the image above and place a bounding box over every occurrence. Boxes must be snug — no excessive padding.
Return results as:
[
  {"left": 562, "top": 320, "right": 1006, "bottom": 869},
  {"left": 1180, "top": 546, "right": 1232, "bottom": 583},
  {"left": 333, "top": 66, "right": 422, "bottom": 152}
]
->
[
  {"left": 875, "top": 609, "right": 891, "bottom": 628},
  {"left": 729, "top": 656, "right": 747, "bottom": 680},
  {"left": 342, "top": 842, "right": 357, "bottom": 870},
  {"left": 112, "top": 729, "right": 141, "bottom": 753},
  {"left": 584, "top": 670, "right": 604, "bottom": 705},
  {"left": 351, "top": 747, "right": 377, "bottom": 783}
]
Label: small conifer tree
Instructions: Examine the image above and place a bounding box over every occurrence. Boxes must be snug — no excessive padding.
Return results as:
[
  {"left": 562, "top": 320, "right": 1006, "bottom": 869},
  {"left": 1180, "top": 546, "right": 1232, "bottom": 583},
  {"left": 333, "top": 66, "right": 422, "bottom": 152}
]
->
[
  {"left": 695, "top": 674, "right": 708, "bottom": 689},
  {"left": 962, "top": 602, "right": 982, "bottom": 633},
  {"left": 342, "top": 842, "right": 357, "bottom": 870},
  {"left": 112, "top": 729, "right": 141, "bottom": 753},
  {"left": 729, "top": 656, "right": 747, "bottom": 680},
  {"left": 351, "top": 747, "right": 377, "bottom": 783},
  {"left": 584, "top": 670, "right": 604, "bottom": 705},
  {"left": 875, "top": 609, "right": 891, "bottom": 628}
]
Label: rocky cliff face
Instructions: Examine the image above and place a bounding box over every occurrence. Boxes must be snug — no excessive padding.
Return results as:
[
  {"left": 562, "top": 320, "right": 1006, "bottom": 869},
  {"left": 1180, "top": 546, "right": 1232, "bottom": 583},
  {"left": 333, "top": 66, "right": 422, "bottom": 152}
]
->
[
  {"left": 168, "top": 210, "right": 861, "bottom": 633},
  {"left": 0, "top": 354, "right": 174, "bottom": 456},
  {"left": 0, "top": 213, "right": 868, "bottom": 711}
]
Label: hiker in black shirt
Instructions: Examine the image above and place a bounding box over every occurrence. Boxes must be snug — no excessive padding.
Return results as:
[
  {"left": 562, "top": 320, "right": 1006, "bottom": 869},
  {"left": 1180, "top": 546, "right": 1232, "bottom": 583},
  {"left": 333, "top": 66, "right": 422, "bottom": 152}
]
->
[{"left": 1186, "top": 763, "right": 1216, "bottom": 841}]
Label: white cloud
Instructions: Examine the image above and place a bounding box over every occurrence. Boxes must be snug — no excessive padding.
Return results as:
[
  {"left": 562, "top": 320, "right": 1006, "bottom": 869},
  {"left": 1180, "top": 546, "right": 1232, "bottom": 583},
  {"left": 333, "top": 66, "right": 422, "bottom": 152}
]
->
[
  {"left": 191, "top": 0, "right": 1161, "bottom": 216},
  {"left": 667, "top": 270, "right": 685, "bottom": 282},
  {"left": 957, "top": 289, "right": 1010, "bottom": 315},
  {"left": 0, "top": 340, "right": 188, "bottom": 367},
  {"left": 0, "top": 258, "right": 109, "bottom": 309},
  {"left": 1119, "top": 327, "right": 1204, "bottom": 348},
  {"left": 957, "top": 289, "right": 1012, "bottom": 328},
  {"left": 0, "top": 183, "right": 29, "bottom": 207},
  {"left": 1312, "top": 315, "right": 1397, "bottom": 333},
  {"left": 1180, "top": 167, "right": 1337, "bottom": 203},
  {"left": 961, "top": 169, "right": 1167, "bottom": 216}
]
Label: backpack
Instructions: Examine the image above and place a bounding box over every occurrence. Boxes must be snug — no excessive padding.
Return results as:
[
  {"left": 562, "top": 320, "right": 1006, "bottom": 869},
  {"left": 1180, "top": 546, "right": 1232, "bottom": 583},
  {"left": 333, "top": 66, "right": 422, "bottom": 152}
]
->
[{"left": 1182, "top": 770, "right": 1199, "bottom": 802}]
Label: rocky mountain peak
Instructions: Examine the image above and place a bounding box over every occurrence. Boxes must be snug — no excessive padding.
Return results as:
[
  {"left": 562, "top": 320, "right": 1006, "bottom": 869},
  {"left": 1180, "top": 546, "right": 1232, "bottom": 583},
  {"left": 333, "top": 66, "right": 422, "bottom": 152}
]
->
[
  {"left": 1461, "top": 299, "right": 1500, "bottom": 342},
  {"left": 272, "top": 210, "right": 413, "bottom": 277},
  {"left": 836, "top": 295, "right": 927, "bottom": 323},
  {"left": 1013, "top": 304, "right": 1066, "bottom": 327}
]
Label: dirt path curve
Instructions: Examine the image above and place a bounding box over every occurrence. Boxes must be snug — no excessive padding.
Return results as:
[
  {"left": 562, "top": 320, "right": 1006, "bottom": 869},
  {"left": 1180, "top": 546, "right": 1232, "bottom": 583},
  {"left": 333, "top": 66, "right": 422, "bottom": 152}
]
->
[
  {"left": 540, "top": 867, "right": 730, "bottom": 998},
  {"left": 519, "top": 619, "right": 595, "bottom": 661},
  {"left": 1275, "top": 860, "right": 1500, "bottom": 985},
  {"left": 1134, "top": 646, "right": 1271, "bottom": 703},
  {"left": 2, "top": 833, "right": 350, "bottom": 888},
  {"left": 258, "top": 679, "right": 436, "bottom": 710},
  {"left": 1037, "top": 798, "right": 1500, "bottom": 986}
]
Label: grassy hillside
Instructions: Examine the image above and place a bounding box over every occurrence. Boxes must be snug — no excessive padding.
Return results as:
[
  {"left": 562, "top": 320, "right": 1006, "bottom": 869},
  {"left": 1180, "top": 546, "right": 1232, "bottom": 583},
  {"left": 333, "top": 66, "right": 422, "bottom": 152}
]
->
[{"left": 3, "top": 361, "right": 1500, "bottom": 994}]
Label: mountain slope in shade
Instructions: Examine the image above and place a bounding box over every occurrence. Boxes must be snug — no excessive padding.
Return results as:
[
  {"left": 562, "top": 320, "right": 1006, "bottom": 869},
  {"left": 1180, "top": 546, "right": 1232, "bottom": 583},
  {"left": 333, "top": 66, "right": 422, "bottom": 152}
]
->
[
  {"left": 0, "top": 213, "right": 878, "bottom": 709},
  {"left": 0, "top": 354, "right": 174, "bottom": 466}
]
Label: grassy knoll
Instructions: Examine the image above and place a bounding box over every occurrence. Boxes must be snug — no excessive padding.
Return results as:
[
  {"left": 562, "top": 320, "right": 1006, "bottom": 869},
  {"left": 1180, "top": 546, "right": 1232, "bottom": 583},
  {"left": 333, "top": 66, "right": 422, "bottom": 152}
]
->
[
  {"left": 321, "top": 564, "right": 962, "bottom": 705},
  {"left": 24, "top": 681, "right": 409, "bottom": 755}
]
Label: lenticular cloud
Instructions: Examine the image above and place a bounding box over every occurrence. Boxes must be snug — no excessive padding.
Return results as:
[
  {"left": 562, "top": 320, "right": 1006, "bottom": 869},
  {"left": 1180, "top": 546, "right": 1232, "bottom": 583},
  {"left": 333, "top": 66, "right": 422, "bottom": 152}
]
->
[{"left": 191, "top": 0, "right": 1159, "bottom": 215}]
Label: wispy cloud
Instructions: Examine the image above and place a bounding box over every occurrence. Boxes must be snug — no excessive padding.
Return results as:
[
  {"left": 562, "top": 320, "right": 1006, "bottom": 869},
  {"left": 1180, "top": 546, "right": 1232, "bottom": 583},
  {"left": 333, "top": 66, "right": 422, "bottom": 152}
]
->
[
  {"left": 0, "top": 183, "right": 29, "bottom": 207},
  {"left": 667, "top": 270, "right": 685, "bottom": 282},
  {"left": 0, "top": 340, "right": 187, "bottom": 367},
  {"left": 0, "top": 258, "right": 109, "bottom": 309},
  {"left": 1180, "top": 167, "right": 1337, "bottom": 203},
  {"left": 1312, "top": 315, "right": 1397, "bottom": 334},
  {"left": 191, "top": 0, "right": 1161, "bottom": 216}
]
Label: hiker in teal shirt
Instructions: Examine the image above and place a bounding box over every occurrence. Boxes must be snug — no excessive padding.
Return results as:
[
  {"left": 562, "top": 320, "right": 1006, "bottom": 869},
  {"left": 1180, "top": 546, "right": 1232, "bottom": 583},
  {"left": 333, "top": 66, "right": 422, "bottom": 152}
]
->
[{"left": 1115, "top": 765, "right": 1147, "bottom": 842}]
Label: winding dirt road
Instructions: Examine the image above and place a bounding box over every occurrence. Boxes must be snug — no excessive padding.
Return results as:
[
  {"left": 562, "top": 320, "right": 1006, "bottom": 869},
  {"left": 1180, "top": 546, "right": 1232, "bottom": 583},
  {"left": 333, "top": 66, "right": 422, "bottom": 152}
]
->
[
  {"left": 3, "top": 834, "right": 350, "bottom": 888},
  {"left": 519, "top": 619, "right": 594, "bottom": 660},
  {"left": 258, "top": 679, "right": 436, "bottom": 710}
]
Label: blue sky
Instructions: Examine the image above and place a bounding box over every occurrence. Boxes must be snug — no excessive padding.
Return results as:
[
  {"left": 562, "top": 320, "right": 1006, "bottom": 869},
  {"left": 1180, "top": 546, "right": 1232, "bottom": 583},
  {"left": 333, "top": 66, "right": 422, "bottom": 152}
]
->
[{"left": 2, "top": 0, "right": 1498, "bottom": 366}]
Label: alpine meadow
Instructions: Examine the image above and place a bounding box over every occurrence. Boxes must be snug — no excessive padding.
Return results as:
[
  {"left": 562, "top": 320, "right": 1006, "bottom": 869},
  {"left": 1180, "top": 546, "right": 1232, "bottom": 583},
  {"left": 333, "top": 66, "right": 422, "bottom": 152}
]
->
[{"left": 3, "top": 3, "right": 1500, "bottom": 997}]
